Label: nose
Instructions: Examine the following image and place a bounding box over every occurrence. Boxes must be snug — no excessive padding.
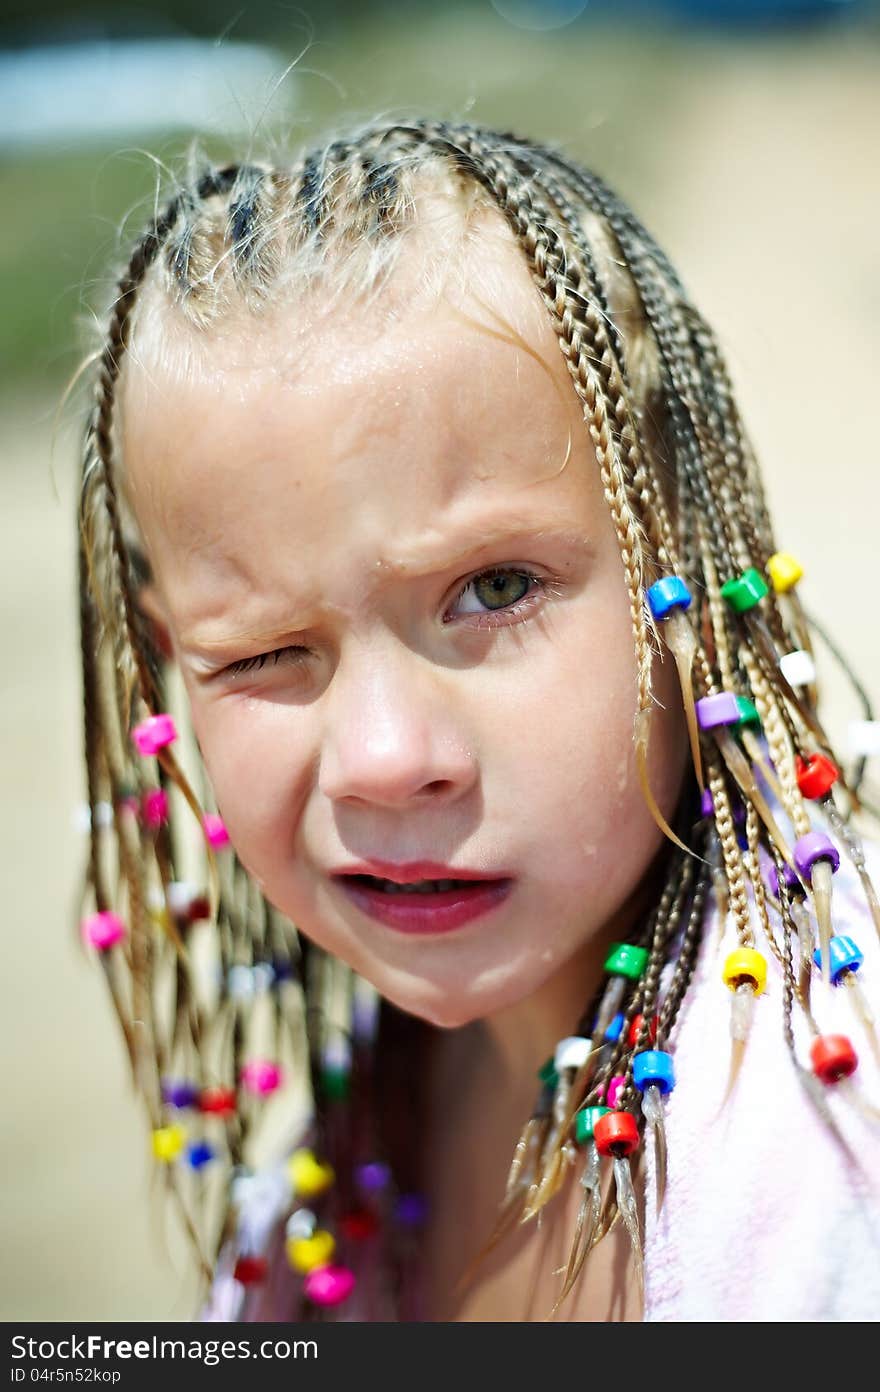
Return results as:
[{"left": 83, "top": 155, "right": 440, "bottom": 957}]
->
[{"left": 317, "top": 645, "right": 477, "bottom": 809}]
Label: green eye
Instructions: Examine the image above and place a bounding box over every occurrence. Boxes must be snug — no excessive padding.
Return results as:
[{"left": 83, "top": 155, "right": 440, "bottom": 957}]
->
[{"left": 471, "top": 570, "right": 531, "bottom": 611}]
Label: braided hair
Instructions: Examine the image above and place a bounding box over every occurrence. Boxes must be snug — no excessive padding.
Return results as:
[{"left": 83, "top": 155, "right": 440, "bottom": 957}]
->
[{"left": 77, "top": 118, "right": 877, "bottom": 1319}]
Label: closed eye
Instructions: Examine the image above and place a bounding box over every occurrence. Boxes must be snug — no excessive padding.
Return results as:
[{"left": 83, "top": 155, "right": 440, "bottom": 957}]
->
[{"left": 224, "top": 646, "right": 312, "bottom": 677}]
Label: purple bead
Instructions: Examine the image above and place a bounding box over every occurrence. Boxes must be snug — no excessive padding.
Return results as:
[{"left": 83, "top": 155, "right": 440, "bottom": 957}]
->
[
  {"left": 696, "top": 692, "right": 741, "bottom": 730},
  {"left": 395, "top": 1192, "right": 429, "bottom": 1227},
  {"left": 700, "top": 788, "right": 714, "bottom": 818},
  {"left": 766, "top": 861, "right": 802, "bottom": 899},
  {"left": 355, "top": 1161, "right": 391, "bottom": 1193},
  {"left": 161, "top": 1080, "right": 200, "bottom": 1109},
  {"left": 793, "top": 831, "right": 840, "bottom": 881}
]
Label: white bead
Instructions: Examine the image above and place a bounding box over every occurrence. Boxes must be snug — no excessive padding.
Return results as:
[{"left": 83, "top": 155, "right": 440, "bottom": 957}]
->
[
  {"left": 323, "top": 1034, "right": 352, "bottom": 1071},
  {"left": 554, "top": 1036, "right": 592, "bottom": 1071},
  {"left": 285, "top": 1208, "right": 317, "bottom": 1240},
  {"left": 779, "top": 650, "right": 816, "bottom": 687},
  {"left": 252, "top": 962, "right": 275, "bottom": 994},
  {"left": 848, "top": 720, "right": 880, "bottom": 757},
  {"left": 166, "top": 881, "right": 200, "bottom": 916},
  {"left": 227, "top": 965, "right": 256, "bottom": 1000}
]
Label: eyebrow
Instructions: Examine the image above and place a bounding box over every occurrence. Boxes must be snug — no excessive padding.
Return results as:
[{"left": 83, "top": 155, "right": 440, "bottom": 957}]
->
[{"left": 181, "top": 519, "right": 592, "bottom": 657}]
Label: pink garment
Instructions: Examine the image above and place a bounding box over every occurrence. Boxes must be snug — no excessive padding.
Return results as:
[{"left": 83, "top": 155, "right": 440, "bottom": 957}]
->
[
  {"left": 644, "top": 837, "right": 880, "bottom": 1321},
  {"left": 203, "top": 834, "right": 880, "bottom": 1323}
]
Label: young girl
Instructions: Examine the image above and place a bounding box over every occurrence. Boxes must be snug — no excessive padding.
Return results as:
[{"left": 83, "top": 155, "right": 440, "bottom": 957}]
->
[{"left": 76, "top": 117, "right": 880, "bottom": 1322}]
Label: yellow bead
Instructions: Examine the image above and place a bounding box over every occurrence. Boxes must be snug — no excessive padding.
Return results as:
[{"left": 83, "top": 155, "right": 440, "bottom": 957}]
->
[
  {"left": 286, "top": 1229, "right": 336, "bottom": 1273},
  {"left": 722, "top": 948, "right": 767, "bottom": 995},
  {"left": 766, "top": 552, "right": 803, "bottom": 594},
  {"left": 287, "top": 1148, "right": 335, "bottom": 1199},
  {"left": 152, "top": 1123, "right": 186, "bottom": 1162}
]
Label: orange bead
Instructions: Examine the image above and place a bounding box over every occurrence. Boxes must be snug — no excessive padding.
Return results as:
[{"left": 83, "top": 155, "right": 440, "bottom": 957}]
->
[{"left": 593, "top": 1110, "right": 640, "bottom": 1158}]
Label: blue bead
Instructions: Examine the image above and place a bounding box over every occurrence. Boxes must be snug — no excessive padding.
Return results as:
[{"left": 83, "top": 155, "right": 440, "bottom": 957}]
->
[
  {"left": 812, "top": 934, "right": 863, "bottom": 984},
  {"left": 632, "top": 1050, "right": 676, "bottom": 1095},
  {"left": 186, "top": 1141, "right": 216, "bottom": 1170},
  {"left": 647, "top": 576, "right": 693, "bottom": 620},
  {"left": 604, "top": 1012, "right": 625, "bottom": 1043}
]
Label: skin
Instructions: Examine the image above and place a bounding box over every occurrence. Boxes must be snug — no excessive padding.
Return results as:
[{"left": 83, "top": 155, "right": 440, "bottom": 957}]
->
[{"left": 122, "top": 219, "right": 690, "bottom": 1320}]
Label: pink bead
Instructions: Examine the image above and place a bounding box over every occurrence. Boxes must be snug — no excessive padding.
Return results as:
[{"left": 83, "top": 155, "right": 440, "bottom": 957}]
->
[
  {"left": 131, "top": 714, "right": 178, "bottom": 757},
  {"left": 82, "top": 911, "right": 126, "bottom": 951},
  {"left": 607, "top": 1074, "right": 626, "bottom": 1110},
  {"left": 240, "top": 1060, "right": 282, "bottom": 1096},
  {"left": 142, "top": 788, "right": 169, "bottom": 828},
  {"left": 303, "top": 1263, "right": 356, "bottom": 1307},
  {"left": 203, "top": 814, "right": 230, "bottom": 849}
]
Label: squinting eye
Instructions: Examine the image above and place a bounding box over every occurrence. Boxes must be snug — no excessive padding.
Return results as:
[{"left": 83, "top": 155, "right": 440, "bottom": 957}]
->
[
  {"left": 224, "top": 647, "right": 312, "bottom": 677},
  {"left": 449, "top": 567, "right": 547, "bottom": 623}
]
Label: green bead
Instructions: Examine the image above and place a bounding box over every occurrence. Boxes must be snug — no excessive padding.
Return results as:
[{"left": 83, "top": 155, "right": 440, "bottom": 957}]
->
[
  {"left": 574, "top": 1105, "right": 610, "bottom": 1145},
  {"left": 321, "top": 1066, "right": 350, "bottom": 1101},
  {"left": 538, "top": 1057, "right": 559, "bottom": 1090},
  {"left": 720, "top": 568, "right": 769, "bottom": 613},
  {"left": 735, "top": 696, "right": 761, "bottom": 729},
  {"left": 604, "top": 942, "right": 649, "bottom": 980}
]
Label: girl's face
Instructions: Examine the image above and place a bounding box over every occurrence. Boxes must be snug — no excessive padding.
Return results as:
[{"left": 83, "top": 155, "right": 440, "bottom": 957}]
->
[{"left": 122, "top": 232, "right": 689, "bottom": 1029}]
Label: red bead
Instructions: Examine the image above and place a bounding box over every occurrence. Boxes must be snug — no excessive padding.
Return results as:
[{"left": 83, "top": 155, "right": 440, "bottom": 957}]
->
[
  {"left": 199, "top": 1086, "right": 237, "bottom": 1116},
  {"left": 338, "top": 1210, "right": 379, "bottom": 1241},
  {"left": 233, "top": 1255, "right": 267, "bottom": 1286},
  {"left": 628, "top": 1013, "right": 659, "bottom": 1049},
  {"left": 810, "top": 1034, "right": 858, "bottom": 1084},
  {"left": 795, "top": 753, "right": 839, "bottom": 800},
  {"left": 593, "top": 1110, "right": 640, "bottom": 1158}
]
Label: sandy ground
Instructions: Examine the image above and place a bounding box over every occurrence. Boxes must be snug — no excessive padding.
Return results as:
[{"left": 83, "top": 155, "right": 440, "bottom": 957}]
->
[{"left": 3, "top": 38, "right": 879, "bottom": 1319}]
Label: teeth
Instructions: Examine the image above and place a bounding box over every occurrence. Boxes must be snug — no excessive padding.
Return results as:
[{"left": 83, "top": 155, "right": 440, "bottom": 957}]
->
[{"left": 374, "top": 877, "right": 463, "bottom": 895}]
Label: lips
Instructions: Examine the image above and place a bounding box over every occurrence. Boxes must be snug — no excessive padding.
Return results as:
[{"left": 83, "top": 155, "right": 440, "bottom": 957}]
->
[{"left": 331, "top": 861, "right": 514, "bottom": 935}]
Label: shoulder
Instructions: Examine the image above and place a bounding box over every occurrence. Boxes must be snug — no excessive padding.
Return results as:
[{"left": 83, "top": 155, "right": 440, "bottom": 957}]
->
[{"left": 644, "top": 830, "right": 880, "bottom": 1322}]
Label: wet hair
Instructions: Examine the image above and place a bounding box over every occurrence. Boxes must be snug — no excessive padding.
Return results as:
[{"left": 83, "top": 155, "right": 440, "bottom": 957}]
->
[{"left": 77, "top": 116, "right": 877, "bottom": 1318}]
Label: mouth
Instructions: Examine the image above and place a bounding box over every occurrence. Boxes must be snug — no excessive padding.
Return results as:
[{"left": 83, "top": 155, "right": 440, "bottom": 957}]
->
[{"left": 332, "top": 870, "right": 514, "bottom": 935}]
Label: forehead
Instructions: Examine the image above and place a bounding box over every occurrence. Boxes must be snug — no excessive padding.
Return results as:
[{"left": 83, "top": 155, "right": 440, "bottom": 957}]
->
[{"left": 119, "top": 220, "right": 607, "bottom": 592}]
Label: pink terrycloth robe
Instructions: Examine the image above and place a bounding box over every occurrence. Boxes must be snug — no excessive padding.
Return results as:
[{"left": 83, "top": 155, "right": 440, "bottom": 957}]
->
[{"left": 202, "top": 837, "right": 880, "bottom": 1323}]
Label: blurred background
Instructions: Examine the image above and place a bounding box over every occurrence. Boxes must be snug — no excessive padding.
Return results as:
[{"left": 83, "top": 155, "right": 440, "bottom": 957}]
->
[{"left": 3, "top": 0, "right": 879, "bottom": 1319}]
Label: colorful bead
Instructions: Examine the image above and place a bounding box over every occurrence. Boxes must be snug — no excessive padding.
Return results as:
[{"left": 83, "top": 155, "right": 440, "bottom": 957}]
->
[
  {"left": 632, "top": 1050, "right": 676, "bottom": 1095},
  {"left": 646, "top": 576, "right": 693, "bottom": 620},
  {"left": 233, "top": 1255, "right": 267, "bottom": 1286},
  {"left": 606, "top": 1075, "right": 626, "bottom": 1110},
  {"left": 793, "top": 831, "right": 840, "bottom": 881},
  {"left": 142, "top": 788, "right": 170, "bottom": 827},
  {"left": 81, "top": 910, "right": 125, "bottom": 951},
  {"left": 766, "top": 552, "right": 804, "bottom": 594},
  {"left": 355, "top": 1161, "right": 391, "bottom": 1193},
  {"left": 735, "top": 696, "right": 761, "bottom": 729},
  {"left": 161, "top": 1080, "right": 200, "bottom": 1109},
  {"left": 338, "top": 1210, "right": 379, "bottom": 1241},
  {"left": 287, "top": 1229, "right": 336, "bottom": 1273},
  {"left": 779, "top": 649, "right": 816, "bottom": 688},
  {"left": 166, "top": 881, "right": 210, "bottom": 924},
  {"left": 288, "top": 1149, "right": 335, "bottom": 1200},
  {"left": 720, "top": 568, "right": 769, "bottom": 613},
  {"left": 554, "top": 1036, "right": 592, "bottom": 1072},
  {"left": 321, "top": 1066, "right": 350, "bottom": 1101},
  {"left": 722, "top": 948, "right": 767, "bottom": 995},
  {"left": 594, "top": 1110, "right": 640, "bottom": 1158},
  {"left": 203, "top": 814, "right": 230, "bottom": 849},
  {"left": 131, "top": 714, "right": 178, "bottom": 756},
  {"left": 240, "top": 1060, "right": 282, "bottom": 1096},
  {"left": 696, "top": 691, "right": 741, "bottom": 729},
  {"left": 812, "top": 935, "right": 863, "bottom": 984},
  {"left": 574, "top": 1105, "right": 610, "bottom": 1145},
  {"left": 303, "top": 1264, "right": 355, "bottom": 1307},
  {"left": 395, "top": 1193, "right": 429, "bottom": 1226},
  {"left": 604, "top": 943, "right": 649, "bottom": 980},
  {"left": 537, "top": 1057, "right": 559, "bottom": 1090},
  {"left": 628, "top": 1013, "right": 659, "bottom": 1049},
  {"left": 700, "top": 788, "right": 714, "bottom": 819},
  {"left": 603, "top": 1013, "right": 625, "bottom": 1043},
  {"left": 766, "top": 861, "right": 803, "bottom": 900},
  {"left": 795, "top": 753, "right": 839, "bottom": 800},
  {"left": 186, "top": 1141, "right": 216, "bottom": 1170},
  {"left": 152, "top": 1124, "right": 186, "bottom": 1162},
  {"left": 199, "top": 1086, "right": 237, "bottom": 1116},
  {"left": 810, "top": 1034, "right": 858, "bottom": 1084}
]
